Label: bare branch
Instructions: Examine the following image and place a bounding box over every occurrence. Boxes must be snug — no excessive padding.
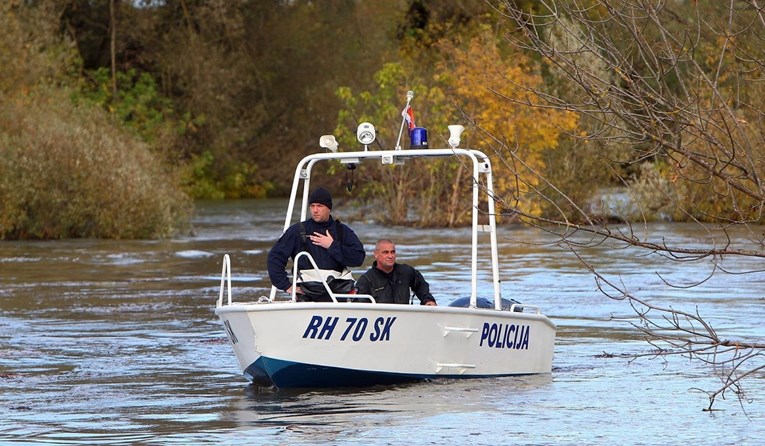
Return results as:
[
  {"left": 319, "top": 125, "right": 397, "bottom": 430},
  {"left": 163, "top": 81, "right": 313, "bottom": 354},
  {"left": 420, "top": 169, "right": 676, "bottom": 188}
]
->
[{"left": 494, "top": 0, "right": 765, "bottom": 410}]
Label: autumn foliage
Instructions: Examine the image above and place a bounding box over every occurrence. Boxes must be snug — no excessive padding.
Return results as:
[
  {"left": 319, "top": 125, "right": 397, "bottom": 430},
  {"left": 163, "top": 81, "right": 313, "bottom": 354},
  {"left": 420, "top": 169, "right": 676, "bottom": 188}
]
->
[
  {"left": 335, "top": 27, "right": 579, "bottom": 225},
  {"left": 440, "top": 31, "right": 579, "bottom": 218}
]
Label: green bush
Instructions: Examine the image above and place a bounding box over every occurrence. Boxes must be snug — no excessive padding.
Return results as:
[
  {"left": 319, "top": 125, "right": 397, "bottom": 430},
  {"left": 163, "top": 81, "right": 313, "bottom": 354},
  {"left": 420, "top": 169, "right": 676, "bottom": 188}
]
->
[{"left": 76, "top": 67, "right": 184, "bottom": 144}]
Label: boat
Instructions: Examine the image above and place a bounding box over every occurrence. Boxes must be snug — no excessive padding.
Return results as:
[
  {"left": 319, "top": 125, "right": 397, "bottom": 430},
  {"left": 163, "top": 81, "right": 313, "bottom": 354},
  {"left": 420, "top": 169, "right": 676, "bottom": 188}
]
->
[{"left": 215, "top": 109, "right": 556, "bottom": 388}]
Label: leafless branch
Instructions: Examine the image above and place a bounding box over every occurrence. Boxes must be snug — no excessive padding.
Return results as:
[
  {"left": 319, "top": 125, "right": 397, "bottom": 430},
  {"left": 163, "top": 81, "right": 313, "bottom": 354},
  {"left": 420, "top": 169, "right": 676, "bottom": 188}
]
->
[{"left": 491, "top": 0, "right": 765, "bottom": 410}]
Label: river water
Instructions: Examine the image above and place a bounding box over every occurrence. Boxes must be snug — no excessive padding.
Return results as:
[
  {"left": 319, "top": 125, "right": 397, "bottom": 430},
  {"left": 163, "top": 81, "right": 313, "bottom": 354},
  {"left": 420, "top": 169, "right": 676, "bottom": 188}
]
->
[{"left": 1, "top": 199, "right": 763, "bottom": 445}]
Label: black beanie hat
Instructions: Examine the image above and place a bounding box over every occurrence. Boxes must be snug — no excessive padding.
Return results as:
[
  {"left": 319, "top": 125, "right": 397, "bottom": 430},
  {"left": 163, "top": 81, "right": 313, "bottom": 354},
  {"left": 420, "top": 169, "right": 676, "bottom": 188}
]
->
[{"left": 309, "top": 187, "right": 333, "bottom": 210}]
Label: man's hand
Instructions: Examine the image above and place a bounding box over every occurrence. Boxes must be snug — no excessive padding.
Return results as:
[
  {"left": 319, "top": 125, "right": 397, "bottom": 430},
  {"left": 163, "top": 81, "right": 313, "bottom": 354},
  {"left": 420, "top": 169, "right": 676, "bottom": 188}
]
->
[{"left": 309, "top": 230, "right": 334, "bottom": 249}]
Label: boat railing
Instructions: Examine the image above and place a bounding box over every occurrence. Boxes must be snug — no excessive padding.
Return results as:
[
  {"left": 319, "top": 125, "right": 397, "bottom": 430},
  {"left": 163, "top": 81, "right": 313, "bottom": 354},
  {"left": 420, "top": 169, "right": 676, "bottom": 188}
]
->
[
  {"left": 291, "top": 251, "right": 376, "bottom": 304},
  {"left": 217, "top": 252, "right": 376, "bottom": 306},
  {"left": 218, "top": 254, "right": 232, "bottom": 307},
  {"left": 217, "top": 249, "right": 540, "bottom": 311}
]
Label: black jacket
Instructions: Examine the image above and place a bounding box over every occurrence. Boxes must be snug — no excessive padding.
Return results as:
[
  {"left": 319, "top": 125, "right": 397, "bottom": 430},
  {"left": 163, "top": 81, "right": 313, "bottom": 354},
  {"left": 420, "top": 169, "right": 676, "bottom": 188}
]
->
[
  {"left": 355, "top": 261, "right": 436, "bottom": 305},
  {"left": 267, "top": 216, "right": 365, "bottom": 291}
]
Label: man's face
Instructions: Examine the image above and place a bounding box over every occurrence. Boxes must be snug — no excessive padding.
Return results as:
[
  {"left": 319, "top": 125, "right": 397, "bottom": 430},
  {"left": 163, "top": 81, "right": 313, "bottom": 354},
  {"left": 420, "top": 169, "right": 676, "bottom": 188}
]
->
[
  {"left": 374, "top": 241, "right": 396, "bottom": 271},
  {"left": 310, "top": 203, "right": 331, "bottom": 223}
]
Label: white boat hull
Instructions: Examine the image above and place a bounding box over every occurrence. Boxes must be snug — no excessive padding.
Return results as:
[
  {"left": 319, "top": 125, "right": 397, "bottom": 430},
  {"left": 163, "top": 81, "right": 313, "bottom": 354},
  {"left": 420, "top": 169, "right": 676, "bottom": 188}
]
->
[{"left": 216, "top": 301, "right": 556, "bottom": 388}]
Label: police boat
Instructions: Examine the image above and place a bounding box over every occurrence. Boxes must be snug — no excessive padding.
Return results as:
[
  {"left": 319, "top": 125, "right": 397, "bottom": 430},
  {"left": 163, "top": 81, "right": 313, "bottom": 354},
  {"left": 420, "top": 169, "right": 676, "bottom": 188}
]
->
[{"left": 215, "top": 100, "right": 556, "bottom": 388}]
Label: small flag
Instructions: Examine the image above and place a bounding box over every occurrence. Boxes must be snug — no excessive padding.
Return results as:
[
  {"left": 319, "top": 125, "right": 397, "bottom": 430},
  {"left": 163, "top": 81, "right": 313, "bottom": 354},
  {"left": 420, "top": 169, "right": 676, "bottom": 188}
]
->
[{"left": 402, "top": 105, "right": 415, "bottom": 133}]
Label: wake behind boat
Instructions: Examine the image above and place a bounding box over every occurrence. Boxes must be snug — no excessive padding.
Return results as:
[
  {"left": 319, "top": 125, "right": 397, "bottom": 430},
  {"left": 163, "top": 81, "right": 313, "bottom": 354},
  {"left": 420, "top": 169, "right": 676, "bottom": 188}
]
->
[{"left": 215, "top": 101, "right": 556, "bottom": 388}]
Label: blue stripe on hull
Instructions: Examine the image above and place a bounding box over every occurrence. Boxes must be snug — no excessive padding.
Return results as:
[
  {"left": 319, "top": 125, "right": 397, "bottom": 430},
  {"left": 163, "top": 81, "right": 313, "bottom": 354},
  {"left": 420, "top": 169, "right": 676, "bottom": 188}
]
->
[{"left": 244, "top": 357, "right": 432, "bottom": 389}]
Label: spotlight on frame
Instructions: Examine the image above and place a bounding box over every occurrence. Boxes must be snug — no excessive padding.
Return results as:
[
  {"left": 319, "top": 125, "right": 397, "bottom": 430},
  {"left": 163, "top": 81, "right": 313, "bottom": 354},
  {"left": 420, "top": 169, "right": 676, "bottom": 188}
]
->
[{"left": 356, "top": 122, "right": 376, "bottom": 146}]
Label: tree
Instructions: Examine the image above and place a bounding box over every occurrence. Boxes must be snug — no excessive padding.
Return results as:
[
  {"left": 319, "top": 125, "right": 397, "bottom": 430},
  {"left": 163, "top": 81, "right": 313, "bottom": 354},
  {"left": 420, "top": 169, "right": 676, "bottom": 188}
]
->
[
  {"left": 335, "top": 62, "right": 455, "bottom": 225},
  {"left": 497, "top": 0, "right": 765, "bottom": 410},
  {"left": 0, "top": 2, "right": 191, "bottom": 240},
  {"left": 335, "top": 14, "right": 579, "bottom": 227},
  {"left": 438, "top": 29, "right": 580, "bottom": 220}
]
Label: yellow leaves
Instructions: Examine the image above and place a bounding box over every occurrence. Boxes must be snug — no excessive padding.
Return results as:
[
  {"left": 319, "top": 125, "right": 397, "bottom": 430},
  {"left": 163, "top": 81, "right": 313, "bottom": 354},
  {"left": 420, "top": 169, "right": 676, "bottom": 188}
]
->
[
  {"left": 439, "top": 31, "right": 580, "bottom": 217},
  {"left": 334, "top": 27, "right": 584, "bottom": 224}
]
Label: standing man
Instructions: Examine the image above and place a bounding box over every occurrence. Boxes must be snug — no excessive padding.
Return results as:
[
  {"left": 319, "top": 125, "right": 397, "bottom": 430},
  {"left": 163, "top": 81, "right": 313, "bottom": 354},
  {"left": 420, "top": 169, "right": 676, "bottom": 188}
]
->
[
  {"left": 355, "top": 239, "right": 437, "bottom": 306},
  {"left": 267, "top": 187, "right": 365, "bottom": 301}
]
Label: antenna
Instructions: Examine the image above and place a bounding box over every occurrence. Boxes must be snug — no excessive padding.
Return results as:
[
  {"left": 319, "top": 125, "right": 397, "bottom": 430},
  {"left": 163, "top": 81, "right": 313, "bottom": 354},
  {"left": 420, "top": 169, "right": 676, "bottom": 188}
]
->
[{"left": 395, "top": 90, "right": 414, "bottom": 151}]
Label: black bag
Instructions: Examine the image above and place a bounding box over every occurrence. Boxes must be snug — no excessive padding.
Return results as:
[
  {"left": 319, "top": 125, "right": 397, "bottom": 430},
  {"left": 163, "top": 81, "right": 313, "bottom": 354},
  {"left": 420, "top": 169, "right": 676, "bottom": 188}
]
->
[{"left": 299, "top": 276, "right": 355, "bottom": 301}]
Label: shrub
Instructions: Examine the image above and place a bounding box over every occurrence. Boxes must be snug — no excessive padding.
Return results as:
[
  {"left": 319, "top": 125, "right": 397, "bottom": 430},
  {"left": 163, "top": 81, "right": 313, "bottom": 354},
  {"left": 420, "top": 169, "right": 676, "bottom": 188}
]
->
[{"left": 0, "top": 88, "right": 192, "bottom": 239}]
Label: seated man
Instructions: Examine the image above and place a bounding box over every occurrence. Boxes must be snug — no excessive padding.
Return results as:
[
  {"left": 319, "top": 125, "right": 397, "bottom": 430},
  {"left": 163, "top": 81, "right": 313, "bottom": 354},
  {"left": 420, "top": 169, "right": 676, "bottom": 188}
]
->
[{"left": 355, "top": 239, "right": 437, "bottom": 306}]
